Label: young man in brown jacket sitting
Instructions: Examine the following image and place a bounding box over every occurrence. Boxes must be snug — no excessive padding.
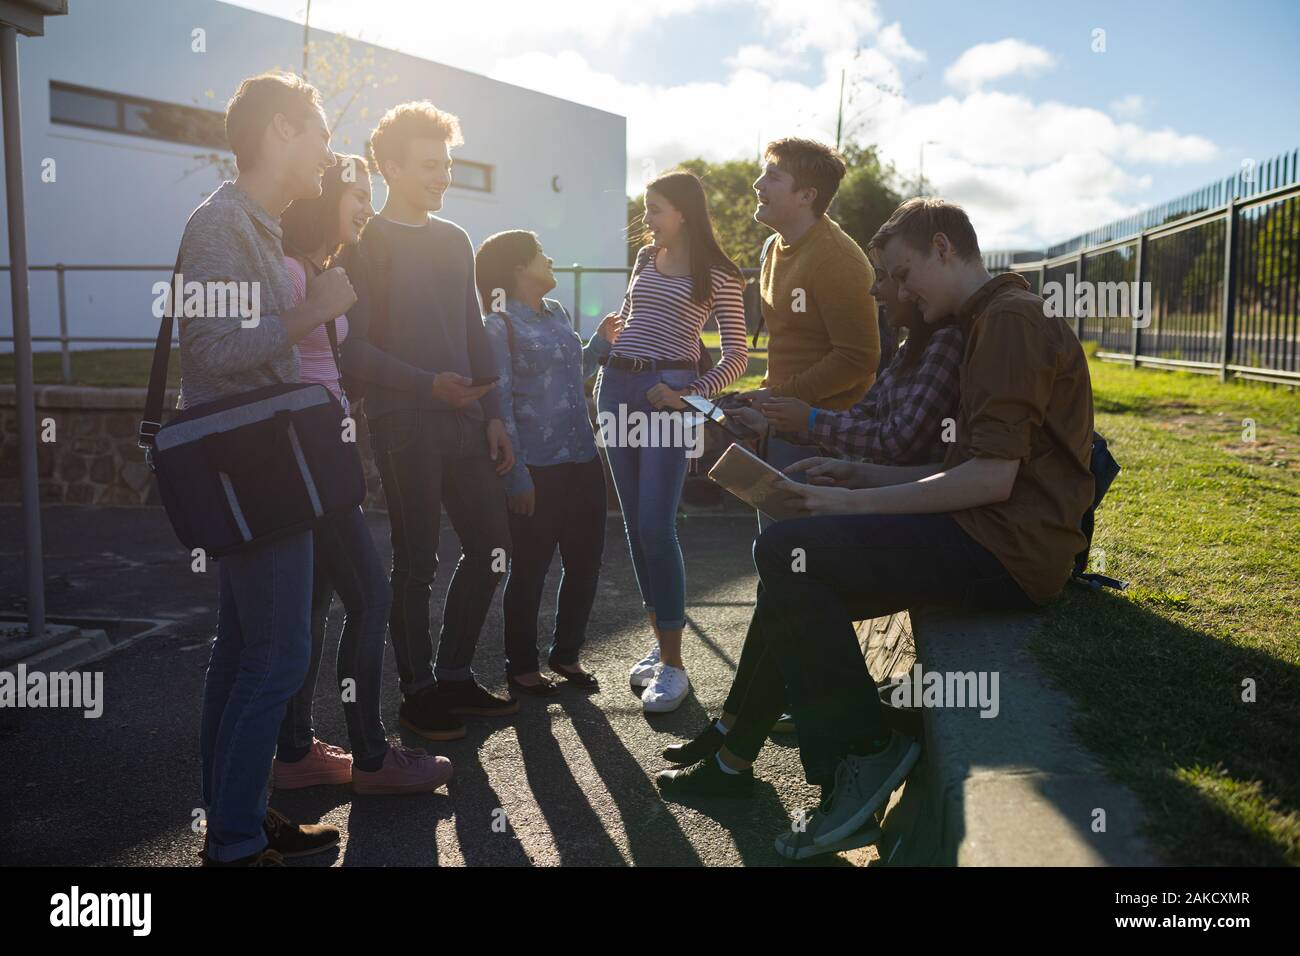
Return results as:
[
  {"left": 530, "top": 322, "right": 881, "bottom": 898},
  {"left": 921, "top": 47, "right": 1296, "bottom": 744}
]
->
[{"left": 662, "top": 198, "right": 1095, "bottom": 861}]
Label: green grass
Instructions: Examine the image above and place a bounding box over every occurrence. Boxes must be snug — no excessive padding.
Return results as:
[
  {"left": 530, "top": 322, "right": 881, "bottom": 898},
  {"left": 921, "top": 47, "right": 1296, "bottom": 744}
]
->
[
  {"left": 702, "top": 329, "right": 767, "bottom": 393},
  {"left": 0, "top": 348, "right": 180, "bottom": 389},
  {"left": 1032, "top": 351, "right": 1299, "bottom": 865}
]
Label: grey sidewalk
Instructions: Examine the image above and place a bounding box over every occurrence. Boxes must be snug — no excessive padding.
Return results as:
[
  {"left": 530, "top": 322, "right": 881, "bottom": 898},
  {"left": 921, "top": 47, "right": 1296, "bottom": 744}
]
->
[{"left": 0, "top": 505, "right": 856, "bottom": 867}]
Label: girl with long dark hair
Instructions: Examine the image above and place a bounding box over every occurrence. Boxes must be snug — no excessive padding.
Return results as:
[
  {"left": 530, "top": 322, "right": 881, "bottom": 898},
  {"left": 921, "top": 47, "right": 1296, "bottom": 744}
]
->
[
  {"left": 598, "top": 169, "right": 749, "bottom": 714},
  {"left": 275, "top": 153, "right": 452, "bottom": 795}
]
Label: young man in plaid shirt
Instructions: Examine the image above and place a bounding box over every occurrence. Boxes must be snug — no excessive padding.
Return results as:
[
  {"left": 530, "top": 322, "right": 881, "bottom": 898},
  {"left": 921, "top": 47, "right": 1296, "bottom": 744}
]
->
[{"left": 739, "top": 239, "right": 964, "bottom": 466}]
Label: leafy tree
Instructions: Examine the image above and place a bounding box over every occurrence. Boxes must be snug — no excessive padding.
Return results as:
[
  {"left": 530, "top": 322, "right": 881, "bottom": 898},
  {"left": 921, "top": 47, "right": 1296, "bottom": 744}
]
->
[
  {"left": 830, "top": 143, "right": 904, "bottom": 255},
  {"left": 186, "top": 30, "right": 397, "bottom": 185}
]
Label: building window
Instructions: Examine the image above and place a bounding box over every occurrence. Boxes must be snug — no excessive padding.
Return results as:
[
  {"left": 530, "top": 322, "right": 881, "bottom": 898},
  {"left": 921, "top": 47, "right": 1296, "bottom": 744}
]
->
[
  {"left": 452, "top": 159, "right": 493, "bottom": 192},
  {"left": 50, "top": 81, "right": 227, "bottom": 151}
]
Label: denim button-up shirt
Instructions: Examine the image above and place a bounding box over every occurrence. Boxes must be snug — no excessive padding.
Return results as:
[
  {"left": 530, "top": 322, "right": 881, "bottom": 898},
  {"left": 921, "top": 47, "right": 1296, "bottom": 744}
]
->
[{"left": 485, "top": 297, "right": 612, "bottom": 496}]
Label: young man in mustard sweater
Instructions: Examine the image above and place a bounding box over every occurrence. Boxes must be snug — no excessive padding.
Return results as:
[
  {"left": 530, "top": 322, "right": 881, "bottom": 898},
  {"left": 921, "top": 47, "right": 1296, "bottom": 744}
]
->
[{"left": 736, "top": 138, "right": 881, "bottom": 472}]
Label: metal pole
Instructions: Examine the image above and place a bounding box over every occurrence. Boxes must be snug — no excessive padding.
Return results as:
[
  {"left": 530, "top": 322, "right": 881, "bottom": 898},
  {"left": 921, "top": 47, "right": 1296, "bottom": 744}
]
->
[
  {"left": 1131, "top": 235, "right": 1145, "bottom": 367},
  {"left": 2, "top": 24, "right": 46, "bottom": 638},
  {"left": 56, "top": 262, "right": 69, "bottom": 384},
  {"left": 1219, "top": 200, "right": 1239, "bottom": 381},
  {"left": 302, "top": 0, "right": 312, "bottom": 80},
  {"left": 1075, "top": 252, "right": 1086, "bottom": 340}
]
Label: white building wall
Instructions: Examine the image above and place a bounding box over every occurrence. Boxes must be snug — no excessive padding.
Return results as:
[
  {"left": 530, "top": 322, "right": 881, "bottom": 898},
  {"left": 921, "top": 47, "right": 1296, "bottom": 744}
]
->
[{"left": 0, "top": 0, "right": 629, "bottom": 350}]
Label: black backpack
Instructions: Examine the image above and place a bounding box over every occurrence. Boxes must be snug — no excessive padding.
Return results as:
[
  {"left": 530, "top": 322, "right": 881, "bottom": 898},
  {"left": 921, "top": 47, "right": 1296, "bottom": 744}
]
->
[{"left": 1073, "top": 431, "right": 1126, "bottom": 590}]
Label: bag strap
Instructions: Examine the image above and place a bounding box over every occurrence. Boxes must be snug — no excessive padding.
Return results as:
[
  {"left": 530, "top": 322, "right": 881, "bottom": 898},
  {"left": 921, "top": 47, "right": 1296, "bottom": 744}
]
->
[
  {"left": 139, "top": 246, "right": 186, "bottom": 463},
  {"left": 751, "top": 233, "right": 779, "bottom": 348}
]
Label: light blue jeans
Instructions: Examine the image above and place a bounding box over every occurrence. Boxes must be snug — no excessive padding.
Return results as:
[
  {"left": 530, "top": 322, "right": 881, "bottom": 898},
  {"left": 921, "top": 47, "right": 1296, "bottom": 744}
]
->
[
  {"left": 595, "top": 365, "right": 696, "bottom": 630},
  {"left": 200, "top": 530, "right": 313, "bottom": 862}
]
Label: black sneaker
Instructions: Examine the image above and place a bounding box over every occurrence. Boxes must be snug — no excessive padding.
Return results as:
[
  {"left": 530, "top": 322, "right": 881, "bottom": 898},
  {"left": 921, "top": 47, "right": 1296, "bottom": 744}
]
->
[
  {"left": 399, "top": 686, "right": 468, "bottom": 740},
  {"left": 771, "top": 713, "right": 796, "bottom": 734},
  {"left": 262, "top": 808, "right": 339, "bottom": 859},
  {"left": 436, "top": 679, "right": 520, "bottom": 717},
  {"left": 662, "top": 722, "right": 726, "bottom": 765},
  {"left": 656, "top": 755, "right": 754, "bottom": 799}
]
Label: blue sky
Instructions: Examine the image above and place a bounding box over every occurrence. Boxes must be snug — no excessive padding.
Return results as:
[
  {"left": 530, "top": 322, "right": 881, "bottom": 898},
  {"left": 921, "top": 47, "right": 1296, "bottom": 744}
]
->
[{"left": 226, "top": 0, "right": 1300, "bottom": 248}]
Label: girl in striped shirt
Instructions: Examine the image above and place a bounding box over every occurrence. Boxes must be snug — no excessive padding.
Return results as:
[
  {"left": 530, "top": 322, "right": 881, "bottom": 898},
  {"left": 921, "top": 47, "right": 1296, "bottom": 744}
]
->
[{"left": 597, "top": 169, "right": 749, "bottom": 713}]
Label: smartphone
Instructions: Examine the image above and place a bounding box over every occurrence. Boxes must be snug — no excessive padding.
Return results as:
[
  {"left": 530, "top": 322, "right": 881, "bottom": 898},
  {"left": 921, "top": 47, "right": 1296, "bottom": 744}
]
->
[
  {"left": 681, "top": 393, "right": 757, "bottom": 442},
  {"left": 680, "top": 393, "right": 727, "bottom": 424},
  {"left": 469, "top": 376, "right": 499, "bottom": 387}
]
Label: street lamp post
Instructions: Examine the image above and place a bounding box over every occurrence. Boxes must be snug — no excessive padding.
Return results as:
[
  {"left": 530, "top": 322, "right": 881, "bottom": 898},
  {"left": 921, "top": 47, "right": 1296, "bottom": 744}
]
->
[
  {"left": 2, "top": 2, "right": 69, "bottom": 639},
  {"left": 918, "top": 140, "right": 939, "bottom": 197}
]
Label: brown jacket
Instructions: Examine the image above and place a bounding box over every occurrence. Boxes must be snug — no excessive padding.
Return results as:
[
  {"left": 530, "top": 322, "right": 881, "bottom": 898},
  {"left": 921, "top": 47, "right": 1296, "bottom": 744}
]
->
[{"left": 944, "top": 273, "right": 1095, "bottom": 604}]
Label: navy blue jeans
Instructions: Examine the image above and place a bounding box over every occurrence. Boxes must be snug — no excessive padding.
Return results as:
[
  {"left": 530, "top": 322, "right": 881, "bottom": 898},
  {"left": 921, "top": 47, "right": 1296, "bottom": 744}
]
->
[
  {"left": 370, "top": 408, "right": 511, "bottom": 690},
  {"left": 595, "top": 365, "right": 697, "bottom": 630},
  {"left": 726, "top": 512, "right": 1035, "bottom": 788},
  {"left": 200, "top": 530, "right": 313, "bottom": 861},
  {"left": 502, "top": 455, "right": 606, "bottom": 675},
  {"left": 277, "top": 505, "right": 391, "bottom": 768}
]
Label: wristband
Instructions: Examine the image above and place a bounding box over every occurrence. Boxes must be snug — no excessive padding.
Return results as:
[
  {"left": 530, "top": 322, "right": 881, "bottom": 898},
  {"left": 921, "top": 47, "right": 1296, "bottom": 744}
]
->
[{"left": 807, "top": 408, "right": 818, "bottom": 433}]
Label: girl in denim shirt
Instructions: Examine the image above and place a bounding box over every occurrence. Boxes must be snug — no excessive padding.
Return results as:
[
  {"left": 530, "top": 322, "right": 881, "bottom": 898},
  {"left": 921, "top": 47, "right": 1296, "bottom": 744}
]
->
[{"left": 478, "top": 231, "right": 621, "bottom": 695}]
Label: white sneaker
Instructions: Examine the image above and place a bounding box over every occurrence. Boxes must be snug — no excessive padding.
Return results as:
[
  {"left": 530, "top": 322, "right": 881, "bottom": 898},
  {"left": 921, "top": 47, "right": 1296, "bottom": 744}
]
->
[
  {"left": 641, "top": 663, "right": 690, "bottom": 713},
  {"left": 629, "top": 644, "right": 661, "bottom": 687}
]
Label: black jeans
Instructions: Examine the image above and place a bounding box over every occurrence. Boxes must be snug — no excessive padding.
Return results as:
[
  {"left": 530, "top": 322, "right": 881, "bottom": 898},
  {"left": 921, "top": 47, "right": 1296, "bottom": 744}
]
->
[
  {"left": 503, "top": 455, "right": 607, "bottom": 676},
  {"left": 369, "top": 408, "right": 511, "bottom": 691},
  {"left": 277, "top": 505, "right": 391, "bottom": 768},
  {"left": 724, "top": 512, "right": 1035, "bottom": 788}
]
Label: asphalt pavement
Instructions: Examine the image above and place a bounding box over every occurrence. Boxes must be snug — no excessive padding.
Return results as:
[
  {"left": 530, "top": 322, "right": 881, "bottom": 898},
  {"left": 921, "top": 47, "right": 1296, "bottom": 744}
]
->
[{"left": 0, "top": 504, "right": 866, "bottom": 867}]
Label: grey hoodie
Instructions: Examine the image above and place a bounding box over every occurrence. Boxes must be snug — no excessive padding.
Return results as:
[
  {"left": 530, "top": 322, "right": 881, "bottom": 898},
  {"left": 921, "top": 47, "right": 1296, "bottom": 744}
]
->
[{"left": 175, "top": 182, "right": 299, "bottom": 409}]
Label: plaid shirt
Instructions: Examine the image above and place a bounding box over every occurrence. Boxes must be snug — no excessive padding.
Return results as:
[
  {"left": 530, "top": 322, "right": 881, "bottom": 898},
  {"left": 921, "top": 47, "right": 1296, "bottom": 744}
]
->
[{"left": 807, "top": 324, "right": 964, "bottom": 464}]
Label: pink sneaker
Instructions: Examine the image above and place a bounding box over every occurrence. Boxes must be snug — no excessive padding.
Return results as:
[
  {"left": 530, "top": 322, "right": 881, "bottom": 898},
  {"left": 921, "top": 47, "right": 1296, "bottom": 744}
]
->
[
  {"left": 272, "top": 739, "right": 354, "bottom": 789},
  {"left": 352, "top": 744, "right": 454, "bottom": 796}
]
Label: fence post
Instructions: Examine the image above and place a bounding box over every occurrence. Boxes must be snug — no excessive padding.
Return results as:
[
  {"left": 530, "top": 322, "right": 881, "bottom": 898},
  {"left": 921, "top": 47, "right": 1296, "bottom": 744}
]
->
[
  {"left": 571, "top": 264, "right": 582, "bottom": 331},
  {"left": 56, "top": 263, "right": 71, "bottom": 385},
  {"left": 1219, "top": 201, "right": 1239, "bottom": 381},
  {"left": 1075, "top": 252, "right": 1086, "bottom": 340},
  {"left": 1131, "top": 236, "right": 1145, "bottom": 367}
]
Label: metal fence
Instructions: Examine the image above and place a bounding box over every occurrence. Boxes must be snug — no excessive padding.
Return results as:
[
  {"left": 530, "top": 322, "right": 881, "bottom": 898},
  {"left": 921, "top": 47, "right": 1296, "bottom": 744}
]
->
[
  {"left": 0, "top": 263, "right": 763, "bottom": 385},
  {"left": 987, "top": 148, "right": 1300, "bottom": 386}
]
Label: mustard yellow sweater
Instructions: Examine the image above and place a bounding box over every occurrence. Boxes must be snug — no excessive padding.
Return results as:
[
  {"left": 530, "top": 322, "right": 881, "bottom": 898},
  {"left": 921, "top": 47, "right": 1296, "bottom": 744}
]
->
[{"left": 760, "top": 215, "right": 879, "bottom": 411}]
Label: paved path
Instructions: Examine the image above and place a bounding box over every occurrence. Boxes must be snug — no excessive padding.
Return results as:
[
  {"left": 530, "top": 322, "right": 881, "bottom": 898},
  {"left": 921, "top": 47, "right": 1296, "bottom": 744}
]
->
[{"left": 0, "top": 505, "right": 864, "bottom": 867}]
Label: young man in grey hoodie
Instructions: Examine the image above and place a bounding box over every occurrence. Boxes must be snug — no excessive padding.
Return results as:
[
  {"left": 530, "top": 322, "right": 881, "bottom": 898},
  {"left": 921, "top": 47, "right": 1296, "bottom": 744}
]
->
[{"left": 177, "top": 71, "right": 356, "bottom": 866}]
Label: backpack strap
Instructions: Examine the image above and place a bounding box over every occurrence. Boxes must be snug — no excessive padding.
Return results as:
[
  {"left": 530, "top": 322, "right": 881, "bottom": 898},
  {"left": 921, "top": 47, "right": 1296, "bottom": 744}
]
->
[
  {"left": 1072, "top": 431, "right": 1127, "bottom": 591},
  {"left": 751, "top": 233, "right": 779, "bottom": 348}
]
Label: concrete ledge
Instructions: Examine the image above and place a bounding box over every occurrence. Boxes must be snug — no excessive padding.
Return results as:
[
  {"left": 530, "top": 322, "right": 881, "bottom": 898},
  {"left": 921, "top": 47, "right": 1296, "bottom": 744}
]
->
[{"left": 875, "top": 605, "right": 1157, "bottom": 866}]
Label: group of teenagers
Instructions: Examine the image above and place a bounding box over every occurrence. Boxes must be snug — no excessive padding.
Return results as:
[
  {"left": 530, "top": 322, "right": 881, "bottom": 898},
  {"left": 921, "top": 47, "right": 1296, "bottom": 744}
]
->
[{"left": 182, "top": 70, "right": 1096, "bottom": 866}]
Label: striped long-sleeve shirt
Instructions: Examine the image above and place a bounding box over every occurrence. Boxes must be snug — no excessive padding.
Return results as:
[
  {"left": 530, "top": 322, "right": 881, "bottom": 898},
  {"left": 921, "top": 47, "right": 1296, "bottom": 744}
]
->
[
  {"left": 807, "top": 324, "right": 964, "bottom": 464},
  {"left": 611, "top": 245, "right": 748, "bottom": 397}
]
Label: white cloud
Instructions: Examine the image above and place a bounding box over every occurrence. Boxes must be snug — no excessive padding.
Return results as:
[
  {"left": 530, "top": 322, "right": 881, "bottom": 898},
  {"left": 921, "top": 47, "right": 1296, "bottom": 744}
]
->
[
  {"left": 1110, "top": 93, "right": 1145, "bottom": 119},
  {"left": 725, "top": 44, "right": 790, "bottom": 74},
  {"left": 876, "top": 22, "right": 926, "bottom": 63},
  {"left": 232, "top": 0, "right": 1222, "bottom": 248},
  {"left": 943, "top": 38, "right": 1056, "bottom": 93}
]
